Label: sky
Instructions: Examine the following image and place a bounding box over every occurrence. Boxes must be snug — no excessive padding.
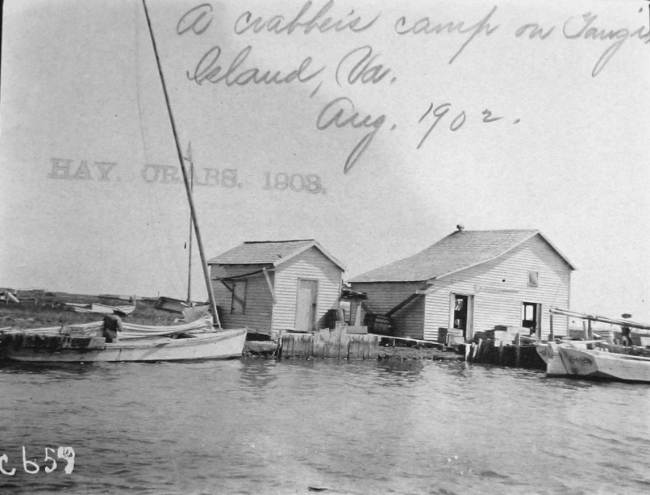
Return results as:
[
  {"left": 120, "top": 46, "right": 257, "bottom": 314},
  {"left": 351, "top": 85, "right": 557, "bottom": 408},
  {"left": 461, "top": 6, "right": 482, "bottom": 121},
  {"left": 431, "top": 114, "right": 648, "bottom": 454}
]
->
[{"left": 1, "top": 0, "right": 649, "bottom": 320}]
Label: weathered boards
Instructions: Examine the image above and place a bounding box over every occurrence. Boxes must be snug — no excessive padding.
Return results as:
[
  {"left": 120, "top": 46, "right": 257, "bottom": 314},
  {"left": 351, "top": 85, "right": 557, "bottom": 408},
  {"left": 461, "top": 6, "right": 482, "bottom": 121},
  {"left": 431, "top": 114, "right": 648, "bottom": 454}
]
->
[{"left": 280, "top": 326, "right": 378, "bottom": 360}]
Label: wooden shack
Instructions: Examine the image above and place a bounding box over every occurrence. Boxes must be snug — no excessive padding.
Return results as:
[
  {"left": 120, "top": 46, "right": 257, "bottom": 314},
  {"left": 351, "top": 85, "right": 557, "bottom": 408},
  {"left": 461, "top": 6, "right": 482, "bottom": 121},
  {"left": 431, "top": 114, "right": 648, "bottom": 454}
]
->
[
  {"left": 349, "top": 228, "right": 575, "bottom": 341},
  {"left": 208, "top": 240, "right": 345, "bottom": 334}
]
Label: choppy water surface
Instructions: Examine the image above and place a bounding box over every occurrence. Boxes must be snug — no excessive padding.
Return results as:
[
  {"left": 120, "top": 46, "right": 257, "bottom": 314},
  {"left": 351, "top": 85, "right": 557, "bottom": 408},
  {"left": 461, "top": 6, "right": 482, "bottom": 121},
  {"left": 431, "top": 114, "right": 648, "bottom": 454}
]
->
[{"left": 1, "top": 357, "right": 650, "bottom": 494}]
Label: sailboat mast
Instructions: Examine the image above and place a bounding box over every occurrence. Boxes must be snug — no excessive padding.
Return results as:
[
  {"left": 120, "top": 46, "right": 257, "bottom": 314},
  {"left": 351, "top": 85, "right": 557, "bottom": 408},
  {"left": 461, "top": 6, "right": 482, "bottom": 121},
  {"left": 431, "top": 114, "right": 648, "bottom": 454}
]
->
[
  {"left": 142, "top": 0, "right": 221, "bottom": 327},
  {"left": 186, "top": 142, "right": 194, "bottom": 305}
]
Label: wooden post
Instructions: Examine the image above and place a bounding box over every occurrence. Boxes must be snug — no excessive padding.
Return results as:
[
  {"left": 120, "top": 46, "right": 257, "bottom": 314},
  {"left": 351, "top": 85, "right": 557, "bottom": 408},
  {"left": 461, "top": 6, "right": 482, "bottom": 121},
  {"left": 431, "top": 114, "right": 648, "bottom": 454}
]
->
[
  {"left": 583, "top": 321, "right": 588, "bottom": 340},
  {"left": 465, "top": 343, "right": 471, "bottom": 361},
  {"left": 348, "top": 334, "right": 358, "bottom": 360},
  {"left": 499, "top": 340, "right": 504, "bottom": 365},
  {"left": 262, "top": 268, "right": 277, "bottom": 304},
  {"left": 515, "top": 333, "right": 521, "bottom": 367},
  {"left": 280, "top": 333, "right": 291, "bottom": 358},
  {"left": 354, "top": 302, "right": 362, "bottom": 326},
  {"left": 313, "top": 329, "right": 325, "bottom": 358},
  {"left": 549, "top": 314, "right": 554, "bottom": 342},
  {"left": 485, "top": 339, "right": 494, "bottom": 364},
  {"left": 588, "top": 318, "right": 593, "bottom": 340}
]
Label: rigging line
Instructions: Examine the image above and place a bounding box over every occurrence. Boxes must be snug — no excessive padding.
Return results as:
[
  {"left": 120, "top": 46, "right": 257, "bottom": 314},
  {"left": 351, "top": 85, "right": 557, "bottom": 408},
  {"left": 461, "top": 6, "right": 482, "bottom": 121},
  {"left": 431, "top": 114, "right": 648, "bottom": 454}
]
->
[{"left": 134, "top": 0, "right": 186, "bottom": 298}]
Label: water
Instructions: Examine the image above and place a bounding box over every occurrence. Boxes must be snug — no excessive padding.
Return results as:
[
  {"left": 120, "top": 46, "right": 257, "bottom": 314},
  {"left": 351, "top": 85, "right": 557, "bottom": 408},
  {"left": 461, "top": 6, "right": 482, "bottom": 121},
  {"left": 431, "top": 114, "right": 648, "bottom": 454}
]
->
[{"left": 1, "top": 358, "right": 650, "bottom": 494}]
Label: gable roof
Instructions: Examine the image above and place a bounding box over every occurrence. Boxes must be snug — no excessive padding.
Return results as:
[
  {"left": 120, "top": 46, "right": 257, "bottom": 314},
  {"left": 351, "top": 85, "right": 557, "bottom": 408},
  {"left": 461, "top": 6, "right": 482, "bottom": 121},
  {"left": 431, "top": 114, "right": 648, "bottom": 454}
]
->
[
  {"left": 349, "top": 229, "right": 575, "bottom": 283},
  {"left": 208, "top": 239, "right": 345, "bottom": 271}
]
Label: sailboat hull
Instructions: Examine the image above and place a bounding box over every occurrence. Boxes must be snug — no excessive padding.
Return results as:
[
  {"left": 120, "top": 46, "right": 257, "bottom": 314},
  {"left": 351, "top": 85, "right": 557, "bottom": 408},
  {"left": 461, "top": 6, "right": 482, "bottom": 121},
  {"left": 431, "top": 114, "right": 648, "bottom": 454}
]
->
[
  {"left": 4, "top": 329, "right": 247, "bottom": 363},
  {"left": 536, "top": 343, "right": 571, "bottom": 376}
]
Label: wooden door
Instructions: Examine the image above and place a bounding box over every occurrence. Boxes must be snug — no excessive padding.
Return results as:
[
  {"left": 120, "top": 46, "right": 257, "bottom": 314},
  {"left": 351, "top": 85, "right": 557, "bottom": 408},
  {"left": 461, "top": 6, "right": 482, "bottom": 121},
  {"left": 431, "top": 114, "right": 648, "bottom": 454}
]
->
[{"left": 295, "top": 280, "right": 318, "bottom": 332}]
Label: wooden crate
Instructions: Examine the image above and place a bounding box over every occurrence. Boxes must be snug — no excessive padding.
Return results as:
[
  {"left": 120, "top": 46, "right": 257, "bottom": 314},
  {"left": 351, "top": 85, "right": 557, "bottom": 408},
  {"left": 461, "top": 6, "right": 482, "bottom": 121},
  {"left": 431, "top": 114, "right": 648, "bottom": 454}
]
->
[
  {"left": 568, "top": 329, "right": 587, "bottom": 339},
  {"left": 345, "top": 325, "right": 368, "bottom": 334},
  {"left": 486, "top": 329, "right": 511, "bottom": 340}
]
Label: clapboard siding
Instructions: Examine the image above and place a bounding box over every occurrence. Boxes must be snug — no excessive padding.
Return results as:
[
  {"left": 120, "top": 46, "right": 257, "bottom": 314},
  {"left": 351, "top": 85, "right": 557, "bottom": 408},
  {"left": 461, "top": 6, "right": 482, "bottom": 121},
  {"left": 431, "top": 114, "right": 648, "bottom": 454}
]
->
[
  {"left": 210, "top": 264, "right": 275, "bottom": 332},
  {"left": 423, "top": 235, "right": 570, "bottom": 340},
  {"left": 273, "top": 247, "right": 342, "bottom": 331},
  {"left": 348, "top": 282, "right": 425, "bottom": 338}
]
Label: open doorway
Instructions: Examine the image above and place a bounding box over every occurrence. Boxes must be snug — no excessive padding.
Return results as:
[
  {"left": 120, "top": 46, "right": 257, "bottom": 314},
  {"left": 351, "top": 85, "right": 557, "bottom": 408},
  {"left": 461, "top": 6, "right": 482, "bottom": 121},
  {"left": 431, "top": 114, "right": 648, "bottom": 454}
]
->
[
  {"left": 450, "top": 294, "right": 474, "bottom": 340},
  {"left": 522, "top": 302, "right": 541, "bottom": 335}
]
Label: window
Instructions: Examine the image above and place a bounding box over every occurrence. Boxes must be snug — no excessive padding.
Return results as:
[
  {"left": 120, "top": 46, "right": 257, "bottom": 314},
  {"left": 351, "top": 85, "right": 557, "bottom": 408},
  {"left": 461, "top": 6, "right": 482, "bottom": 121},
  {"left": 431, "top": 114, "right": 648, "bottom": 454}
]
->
[
  {"left": 528, "top": 271, "right": 539, "bottom": 287},
  {"left": 231, "top": 281, "right": 247, "bottom": 314}
]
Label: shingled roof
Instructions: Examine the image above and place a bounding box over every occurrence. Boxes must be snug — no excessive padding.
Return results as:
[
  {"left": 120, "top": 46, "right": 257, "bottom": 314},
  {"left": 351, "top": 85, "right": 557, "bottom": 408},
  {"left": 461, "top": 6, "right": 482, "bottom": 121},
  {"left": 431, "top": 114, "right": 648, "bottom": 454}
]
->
[
  {"left": 349, "top": 230, "right": 574, "bottom": 283},
  {"left": 208, "top": 239, "right": 345, "bottom": 270}
]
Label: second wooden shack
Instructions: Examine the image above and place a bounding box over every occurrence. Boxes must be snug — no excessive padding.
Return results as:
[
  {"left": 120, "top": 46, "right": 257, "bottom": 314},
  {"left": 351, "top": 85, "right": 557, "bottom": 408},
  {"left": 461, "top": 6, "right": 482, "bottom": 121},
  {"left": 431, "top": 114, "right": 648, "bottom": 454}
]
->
[{"left": 208, "top": 240, "right": 345, "bottom": 335}]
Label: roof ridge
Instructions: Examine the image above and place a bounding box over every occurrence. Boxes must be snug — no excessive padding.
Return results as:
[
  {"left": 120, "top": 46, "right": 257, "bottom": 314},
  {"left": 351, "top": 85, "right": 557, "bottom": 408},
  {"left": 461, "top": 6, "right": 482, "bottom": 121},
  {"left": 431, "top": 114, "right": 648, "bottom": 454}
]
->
[
  {"left": 243, "top": 239, "right": 314, "bottom": 244},
  {"left": 449, "top": 229, "right": 539, "bottom": 233},
  {"left": 349, "top": 229, "right": 571, "bottom": 283}
]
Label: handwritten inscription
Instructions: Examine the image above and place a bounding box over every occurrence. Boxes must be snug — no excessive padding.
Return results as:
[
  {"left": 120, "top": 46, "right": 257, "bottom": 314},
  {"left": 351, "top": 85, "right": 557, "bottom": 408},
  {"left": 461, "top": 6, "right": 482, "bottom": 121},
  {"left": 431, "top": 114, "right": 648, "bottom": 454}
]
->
[
  {"left": 0, "top": 447, "right": 75, "bottom": 475},
  {"left": 417, "top": 103, "right": 518, "bottom": 150},
  {"left": 233, "top": 0, "right": 379, "bottom": 35},
  {"left": 563, "top": 12, "right": 650, "bottom": 77},
  {"left": 316, "top": 97, "right": 386, "bottom": 174},
  {"left": 394, "top": 6, "right": 500, "bottom": 64},
  {"left": 336, "top": 45, "right": 393, "bottom": 87},
  {"left": 176, "top": 3, "right": 213, "bottom": 35},
  {"left": 167, "top": 0, "right": 650, "bottom": 177},
  {"left": 187, "top": 45, "right": 324, "bottom": 86},
  {"left": 170, "top": 1, "right": 649, "bottom": 178}
]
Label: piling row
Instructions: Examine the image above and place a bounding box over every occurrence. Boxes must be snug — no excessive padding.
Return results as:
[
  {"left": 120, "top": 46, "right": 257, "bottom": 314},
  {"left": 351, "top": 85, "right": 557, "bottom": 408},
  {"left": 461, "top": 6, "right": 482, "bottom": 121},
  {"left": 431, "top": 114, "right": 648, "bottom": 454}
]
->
[
  {"left": 464, "top": 338, "right": 545, "bottom": 370},
  {"left": 279, "top": 327, "right": 379, "bottom": 360}
]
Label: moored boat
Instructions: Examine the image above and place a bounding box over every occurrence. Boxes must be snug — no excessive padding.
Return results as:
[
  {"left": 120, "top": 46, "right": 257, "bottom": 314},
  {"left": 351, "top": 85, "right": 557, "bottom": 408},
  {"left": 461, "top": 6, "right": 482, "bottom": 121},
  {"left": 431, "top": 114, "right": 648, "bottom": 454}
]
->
[
  {"left": 0, "top": 319, "right": 247, "bottom": 363},
  {"left": 536, "top": 307, "right": 650, "bottom": 382},
  {"left": 556, "top": 344, "right": 650, "bottom": 383}
]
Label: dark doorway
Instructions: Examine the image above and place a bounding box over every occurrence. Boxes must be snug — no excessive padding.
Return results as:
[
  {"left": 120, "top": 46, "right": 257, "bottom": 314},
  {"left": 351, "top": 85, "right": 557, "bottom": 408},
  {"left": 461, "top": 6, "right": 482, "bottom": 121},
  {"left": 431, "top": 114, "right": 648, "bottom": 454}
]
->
[
  {"left": 453, "top": 295, "right": 469, "bottom": 338},
  {"left": 522, "top": 302, "right": 540, "bottom": 335}
]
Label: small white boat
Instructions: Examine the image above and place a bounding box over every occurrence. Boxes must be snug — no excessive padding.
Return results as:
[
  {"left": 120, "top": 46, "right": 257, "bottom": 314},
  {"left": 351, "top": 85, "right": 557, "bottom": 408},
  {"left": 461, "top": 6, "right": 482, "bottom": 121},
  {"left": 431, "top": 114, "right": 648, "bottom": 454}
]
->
[
  {"left": 71, "top": 303, "right": 136, "bottom": 316},
  {"left": 0, "top": 318, "right": 246, "bottom": 363}
]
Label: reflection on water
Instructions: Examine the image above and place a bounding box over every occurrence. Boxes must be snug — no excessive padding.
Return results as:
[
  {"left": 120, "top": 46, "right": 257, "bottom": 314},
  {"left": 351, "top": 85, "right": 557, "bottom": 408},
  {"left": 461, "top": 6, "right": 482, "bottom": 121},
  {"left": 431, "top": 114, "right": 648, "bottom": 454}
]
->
[{"left": 2, "top": 357, "right": 650, "bottom": 494}]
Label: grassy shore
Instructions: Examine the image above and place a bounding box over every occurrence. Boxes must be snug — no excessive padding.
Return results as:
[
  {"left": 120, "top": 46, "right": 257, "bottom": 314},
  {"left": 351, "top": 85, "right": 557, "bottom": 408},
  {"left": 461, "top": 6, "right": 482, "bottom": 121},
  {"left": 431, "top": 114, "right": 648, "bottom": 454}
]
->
[{"left": 0, "top": 292, "right": 181, "bottom": 329}]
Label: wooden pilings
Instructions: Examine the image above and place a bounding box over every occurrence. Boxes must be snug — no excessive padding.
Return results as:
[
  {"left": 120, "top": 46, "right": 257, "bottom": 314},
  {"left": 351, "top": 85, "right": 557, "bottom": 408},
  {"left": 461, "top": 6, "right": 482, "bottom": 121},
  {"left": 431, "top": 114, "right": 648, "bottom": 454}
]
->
[
  {"left": 464, "top": 338, "right": 545, "bottom": 370},
  {"left": 279, "top": 327, "right": 379, "bottom": 360}
]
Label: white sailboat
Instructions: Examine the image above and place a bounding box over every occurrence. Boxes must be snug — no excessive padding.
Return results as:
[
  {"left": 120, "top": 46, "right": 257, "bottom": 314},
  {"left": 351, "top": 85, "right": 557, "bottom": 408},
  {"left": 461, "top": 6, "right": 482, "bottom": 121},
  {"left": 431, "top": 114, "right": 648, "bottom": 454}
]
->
[{"left": 0, "top": 0, "right": 246, "bottom": 363}]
